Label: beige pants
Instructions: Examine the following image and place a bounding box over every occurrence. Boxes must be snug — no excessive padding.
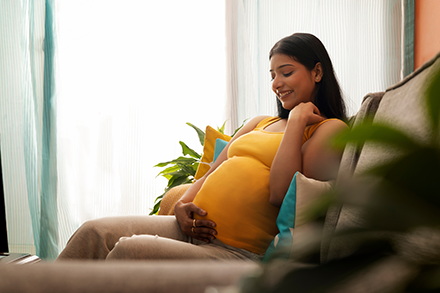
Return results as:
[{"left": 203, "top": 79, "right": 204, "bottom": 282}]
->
[{"left": 56, "top": 215, "right": 261, "bottom": 262}]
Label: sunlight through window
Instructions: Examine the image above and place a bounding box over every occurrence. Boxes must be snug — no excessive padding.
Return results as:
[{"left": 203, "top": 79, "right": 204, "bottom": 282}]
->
[{"left": 56, "top": 1, "right": 226, "bottom": 225}]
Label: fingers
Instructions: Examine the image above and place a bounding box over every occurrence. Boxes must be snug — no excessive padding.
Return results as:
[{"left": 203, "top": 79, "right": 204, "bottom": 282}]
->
[
  {"left": 180, "top": 202, "right": 207, "bottom": 218},
  {"left": 175, "top": 202, "right": 218, "bottom": 242},
  {"left": 299, "top": 101, "right": 321, "bottom": 115},
  {"left": 189, "top": 204, "right": 208, "bottom": 217},
  {"left": 191, "top": 227, "right": 217, "bottom": 243},
  {"left": 188, "top": 217, "right": 216, "bottom": 243},
  {"left": 190, "top": 218, "right": 217, "bottom": 243},
  {"left": 290, "top": 102, "right": 324, "bottom": 125},
  {"left": 175, "top": 202, "right": 206, "bottom": 225},
  {"left": 311, "top": 103, "right": 321, "bottom": 116},
  {"left": 193, "top": 218, "right": 216, "bottom": 229}
]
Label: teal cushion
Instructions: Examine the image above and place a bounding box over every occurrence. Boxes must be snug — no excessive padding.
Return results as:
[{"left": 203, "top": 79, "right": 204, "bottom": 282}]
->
[
  {"left": 263, "top": 172, "right": 299, "bottom": 262},
  {"left": 213, "top": 138, "right": 228, "bottom": 162},
  {"left": 263, "top": 172, "right": 333, "bottom": 262}
]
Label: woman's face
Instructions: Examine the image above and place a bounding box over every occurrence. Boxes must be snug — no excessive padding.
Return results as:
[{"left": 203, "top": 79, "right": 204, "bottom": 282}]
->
[{"left": 270, "top": 54, "right": 320, "bottom": 111}]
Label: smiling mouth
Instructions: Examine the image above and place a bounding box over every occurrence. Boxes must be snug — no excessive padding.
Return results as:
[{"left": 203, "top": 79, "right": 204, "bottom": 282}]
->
[{"left": 278, "top": 90, "right": 293, "bottom": 99}]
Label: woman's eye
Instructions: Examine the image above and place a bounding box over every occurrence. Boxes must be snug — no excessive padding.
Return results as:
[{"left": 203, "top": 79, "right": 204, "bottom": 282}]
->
[{"left": 283, "top": 71, "right": 293, "bottom": 77}]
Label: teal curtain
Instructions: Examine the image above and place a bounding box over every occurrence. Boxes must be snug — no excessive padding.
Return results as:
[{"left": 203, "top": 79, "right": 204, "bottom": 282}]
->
[
  {"left": 402, "top": 0, "right": 415, "bottom": 78},
  {"left": 0, "top": 0, "right": 58, "bottom": 260}
]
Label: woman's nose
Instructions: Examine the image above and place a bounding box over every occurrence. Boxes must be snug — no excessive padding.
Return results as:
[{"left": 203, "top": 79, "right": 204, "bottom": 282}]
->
[{"left": 272, "top": 76, "right": 282, "bottom": 92}]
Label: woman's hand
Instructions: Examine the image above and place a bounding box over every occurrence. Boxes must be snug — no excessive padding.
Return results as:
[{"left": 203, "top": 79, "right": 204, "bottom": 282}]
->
[
  {"left": 174, "top": 200, "right": 217, "bottom": 243},
  {"left": 269, "top": 102, "right": 327, "bottom": 207},
  {"left": 288, "top": 102, "right": 325, "bottom": 126}
]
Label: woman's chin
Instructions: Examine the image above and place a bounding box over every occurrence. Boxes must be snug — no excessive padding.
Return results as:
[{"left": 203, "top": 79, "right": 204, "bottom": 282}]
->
[{"left": 281, "top": 102, "right": 294, "bottom": 111}]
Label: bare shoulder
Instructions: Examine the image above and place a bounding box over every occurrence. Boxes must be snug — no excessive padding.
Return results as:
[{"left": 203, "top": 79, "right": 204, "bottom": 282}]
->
[
  {"left": 302, "top": 119, "right": 349, "bottom": 180},
  {"left": 306, "top": 119, "right": 348, "bottom": 145},
  {"left": 315, "top": 119, "right": 348, "bottom": 136}
]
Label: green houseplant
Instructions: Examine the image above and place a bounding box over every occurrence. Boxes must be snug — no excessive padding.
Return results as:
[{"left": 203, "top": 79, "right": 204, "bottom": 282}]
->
[{"left": 150, "top": 121, "right": 245, "bottom": 215}]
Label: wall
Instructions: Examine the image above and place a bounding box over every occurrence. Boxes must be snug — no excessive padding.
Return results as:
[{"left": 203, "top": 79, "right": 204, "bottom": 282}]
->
[{"left": 414, "top": 0, "right": 440, "bottom": 69}]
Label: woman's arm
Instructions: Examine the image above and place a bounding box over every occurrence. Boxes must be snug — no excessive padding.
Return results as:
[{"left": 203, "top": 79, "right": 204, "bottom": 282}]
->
[
  {"left": 301, "top": 119, "right": 348, "bottom": 180},
  {"left": 269, "top": 102, "right": 347, "bottom": 207},
  {"left": 174, "top": 115, "right": 270, "bottom": 242}
]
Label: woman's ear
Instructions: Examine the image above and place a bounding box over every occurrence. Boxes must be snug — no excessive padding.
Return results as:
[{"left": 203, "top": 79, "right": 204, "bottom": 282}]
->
[{"left": 313, "top": 62, "right": 323, "bottom": 83}]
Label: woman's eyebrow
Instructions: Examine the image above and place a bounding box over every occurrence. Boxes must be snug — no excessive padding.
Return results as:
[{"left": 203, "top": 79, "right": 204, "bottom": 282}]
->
[{"left": 269, "top": 64, "right": 295, "bottom": 72}]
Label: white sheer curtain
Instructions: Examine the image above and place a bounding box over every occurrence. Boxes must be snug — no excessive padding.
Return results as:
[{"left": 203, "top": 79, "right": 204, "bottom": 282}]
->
[
  {"left": 56, "top": 0, "right": 226, "bottom": 253},
  {"left": 225, "top": 0, "right": 414, "bottom": 132}
]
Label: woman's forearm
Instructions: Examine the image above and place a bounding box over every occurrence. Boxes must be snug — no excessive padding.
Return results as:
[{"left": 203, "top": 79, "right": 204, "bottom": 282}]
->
[
  {"left": 269, "top": 116, "right": 306, "bottom": 207},
  {"left": 178, "top": 177, "right": 206, "bottom": 203}
]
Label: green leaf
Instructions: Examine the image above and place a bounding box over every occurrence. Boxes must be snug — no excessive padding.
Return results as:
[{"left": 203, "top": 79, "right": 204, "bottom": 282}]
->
[
  {"left": 154, "top": 161, "right": 174, "bottom": 168},
  {"left": 217, "top": 121, "right": 227, "bottom": 134},
  {"left": 149, "top": 192, "right": 165, "bottom": 215},
  {"left": 156, "top": 165, "right": 180, "bottom": 178},
  {"left": 192, "top": 162, "right": 199, "bottom": 173},
  {"left": 367, "top": 146, "right": 440, "bottom": 209},
  {"left": 186, "top": 122, "right": 205, "bottom": 146},
  {"left": 168, "top": 174, "right": 192, "bottom": 189},
  {"left": 172, "top": 157, "right": 198, "bottom": 165},
  {"left": 153, "top": 193, "right": 165, "bottom": 203},
  {"left": 425, "top": 66, "right": 440, "bottom": 137},
  {"left": 149, "top": 199, "right": 162, "bottom": 215},
  {"left": 179, "top": 141, "right": 201, "bottom": 159},
  {"left": 166, "top": 170, "right": 189, "bottom": 179},
  {"left": 166, "top": 169, "right": 191, "bottom": 183},
  {"left": 154, "top": 156, "right": 197, "bottom": 169},
  {"left": 232, "top": 119, "right": 249, "bottom": 137},
  {"left": 177, "top": 163, "right": 196, "bottom": 177},
  {"left": 333, "top": 122, "right": 421, "bottom": 151}
]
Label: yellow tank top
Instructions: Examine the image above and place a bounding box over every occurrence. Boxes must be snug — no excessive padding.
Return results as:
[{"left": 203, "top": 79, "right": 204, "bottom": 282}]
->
[{"left": 193, "top": 116, "right": 338, "bottom": 254}]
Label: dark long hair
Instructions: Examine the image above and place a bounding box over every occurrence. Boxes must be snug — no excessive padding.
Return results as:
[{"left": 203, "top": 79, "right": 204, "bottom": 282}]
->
[{"left": 269, "top": 33, "right": 347, "bottom": 121}]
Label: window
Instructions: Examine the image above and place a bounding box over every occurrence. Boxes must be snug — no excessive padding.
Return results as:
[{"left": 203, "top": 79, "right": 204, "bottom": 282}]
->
[{"left": 56, "top": 1, "right": 226, "bottom": 245}]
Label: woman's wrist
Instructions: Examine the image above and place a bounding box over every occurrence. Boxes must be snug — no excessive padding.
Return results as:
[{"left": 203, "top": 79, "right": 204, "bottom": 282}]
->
[
  {"left": 288, "top": 107, "right": 309, "bottom": 124},
  {"left": 174, "top": 200, "right": 184, "bottom": 213},
  {"left": 286, "top": 114, "right": 308, "bottom": 134}
]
